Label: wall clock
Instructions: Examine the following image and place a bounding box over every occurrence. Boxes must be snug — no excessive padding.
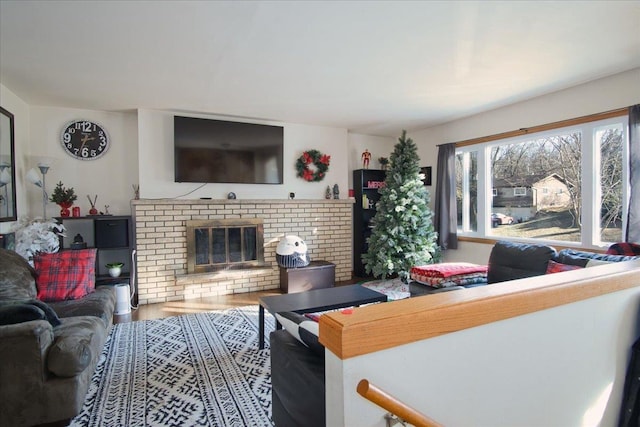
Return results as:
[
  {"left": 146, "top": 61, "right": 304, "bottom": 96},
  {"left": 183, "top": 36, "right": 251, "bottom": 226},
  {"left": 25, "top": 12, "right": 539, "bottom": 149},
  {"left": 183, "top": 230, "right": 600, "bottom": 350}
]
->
[{"left": 60, "top": 120, "right": 110, "bottom": 160}]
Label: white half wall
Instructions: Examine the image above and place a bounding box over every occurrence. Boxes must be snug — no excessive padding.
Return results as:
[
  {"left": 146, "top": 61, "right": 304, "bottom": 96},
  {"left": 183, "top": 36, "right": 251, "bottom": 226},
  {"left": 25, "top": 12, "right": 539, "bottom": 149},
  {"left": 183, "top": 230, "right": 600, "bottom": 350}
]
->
[
  {"left": 326, "top": 273, "right": 640, "bottom": 426},
  {"left": 137, "top": 108, "right": 350, "bottom": 200}
]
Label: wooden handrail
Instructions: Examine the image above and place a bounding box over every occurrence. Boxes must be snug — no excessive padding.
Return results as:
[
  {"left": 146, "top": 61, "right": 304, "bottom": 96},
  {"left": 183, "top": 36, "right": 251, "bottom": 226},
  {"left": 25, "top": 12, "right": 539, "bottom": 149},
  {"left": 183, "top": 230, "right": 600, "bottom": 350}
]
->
[
  {"left": 319, "top": 260, "right": 640, "bottom": 359},
  {"left": 357, "top": 379, "right": 443, "bottom": 427}
]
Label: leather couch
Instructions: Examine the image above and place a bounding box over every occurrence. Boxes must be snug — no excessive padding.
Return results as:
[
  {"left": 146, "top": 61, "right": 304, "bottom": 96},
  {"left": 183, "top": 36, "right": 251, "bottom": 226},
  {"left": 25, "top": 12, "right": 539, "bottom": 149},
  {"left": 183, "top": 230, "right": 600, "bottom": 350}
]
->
[
  {"left": 0, "top": 249, "right": 116, "bottom": 427},
  {"left": 488, "top": 240, "right": 640, "bottom": 284}
]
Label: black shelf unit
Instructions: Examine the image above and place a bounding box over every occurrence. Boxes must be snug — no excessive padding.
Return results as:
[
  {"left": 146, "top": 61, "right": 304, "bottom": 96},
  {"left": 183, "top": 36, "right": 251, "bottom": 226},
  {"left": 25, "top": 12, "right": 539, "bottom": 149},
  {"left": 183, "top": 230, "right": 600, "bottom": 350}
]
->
[
  {"left": 353, "top": 169, "right": 386, "bottom": 277},
  {"left": 57, "top": 215, "right": 137, "bottom": 303}
]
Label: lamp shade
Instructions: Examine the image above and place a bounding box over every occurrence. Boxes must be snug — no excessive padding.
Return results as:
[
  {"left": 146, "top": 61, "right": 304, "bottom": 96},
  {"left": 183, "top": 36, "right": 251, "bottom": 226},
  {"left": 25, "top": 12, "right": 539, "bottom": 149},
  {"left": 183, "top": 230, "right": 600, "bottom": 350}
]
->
[
  {"left": 26, "top": 168, "right": 42, "bottom": 187},
  {"left": 0, "top": 168, "right": 10, "bottom": 185}
]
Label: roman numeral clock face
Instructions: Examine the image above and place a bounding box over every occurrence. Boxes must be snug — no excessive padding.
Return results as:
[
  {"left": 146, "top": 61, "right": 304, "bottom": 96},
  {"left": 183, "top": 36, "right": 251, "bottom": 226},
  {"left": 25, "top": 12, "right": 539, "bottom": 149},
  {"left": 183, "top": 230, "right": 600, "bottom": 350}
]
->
[{"left": 60, "top": 120, "right": 110, "bottom": 160}]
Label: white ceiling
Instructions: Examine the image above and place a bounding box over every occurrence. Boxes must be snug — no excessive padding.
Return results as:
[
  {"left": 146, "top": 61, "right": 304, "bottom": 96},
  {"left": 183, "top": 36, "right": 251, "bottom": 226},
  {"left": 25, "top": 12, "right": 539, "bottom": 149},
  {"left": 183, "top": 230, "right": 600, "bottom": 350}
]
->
[{"left": 1, "top": 1, "right": 639, "bottom": 137}]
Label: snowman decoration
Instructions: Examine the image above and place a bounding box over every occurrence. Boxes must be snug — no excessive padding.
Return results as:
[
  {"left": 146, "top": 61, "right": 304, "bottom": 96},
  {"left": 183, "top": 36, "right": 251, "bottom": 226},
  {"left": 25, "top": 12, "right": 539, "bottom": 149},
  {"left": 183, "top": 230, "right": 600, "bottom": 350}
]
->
[{"left": 276, "top": 235, "right": 310, "bottom": 268}]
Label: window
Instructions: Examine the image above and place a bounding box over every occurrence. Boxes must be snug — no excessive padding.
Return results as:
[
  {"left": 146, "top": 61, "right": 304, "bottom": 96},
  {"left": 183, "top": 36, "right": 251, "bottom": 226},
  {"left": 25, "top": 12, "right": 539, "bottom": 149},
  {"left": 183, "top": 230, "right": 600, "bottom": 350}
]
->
[
  {"left": 597, "top": 123, "right": 625, "bottom": 243},
  {"left": 456, "top": 114, "right": 628, "bottom": 247},
  {"left": 456, "top": 151, "right": 478, "bottom": 232}
]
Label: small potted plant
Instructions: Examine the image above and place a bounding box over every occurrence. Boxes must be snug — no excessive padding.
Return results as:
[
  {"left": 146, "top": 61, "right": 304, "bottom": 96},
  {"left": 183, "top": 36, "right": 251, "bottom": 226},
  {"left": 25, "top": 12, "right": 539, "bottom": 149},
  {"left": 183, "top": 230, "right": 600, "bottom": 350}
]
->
[
  {"left": 106, "top": 262, "right": 124, "bottom": 278},
  {"left": 378, "top": 157, "right": 389, "bottom": 171},
  {"left": 50, "top": 181, "right": 78, "bottom": 217}
]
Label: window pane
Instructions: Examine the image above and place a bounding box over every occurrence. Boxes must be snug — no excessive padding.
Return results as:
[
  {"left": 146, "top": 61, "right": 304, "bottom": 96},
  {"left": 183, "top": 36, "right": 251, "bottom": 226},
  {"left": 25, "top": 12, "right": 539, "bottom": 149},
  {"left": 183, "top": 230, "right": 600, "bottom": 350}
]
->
[
  {"left": 194, "top": 228, "right": 209, "bottom": 265},
  {"left": 244, "top": 227, "right": 257, "bottom": 261},
  {"left": 228, "top": 227, "right": 242, "bottom": 262},
  {"left": 490, "top": 133, "right": 582, "bottom": 242},
  {"left": 456, "top": 154, "right": 463, "bottom": 229},
  {"left": 455, "top": 152, "right": 477, "bottom": 232},
  {"left": 598, "top": 124, "right": 624, "bottom": 243},
  {"left": 468, "top": 152, "right": 478, "bottom": 231},
  {"left": 211, "top": 228, "right": 226, "bottom": 263}
]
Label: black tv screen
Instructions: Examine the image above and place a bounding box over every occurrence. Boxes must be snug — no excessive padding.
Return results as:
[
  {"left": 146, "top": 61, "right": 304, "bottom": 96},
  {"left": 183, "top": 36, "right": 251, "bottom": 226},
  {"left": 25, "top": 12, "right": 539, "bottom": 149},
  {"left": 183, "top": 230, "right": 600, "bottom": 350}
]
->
[{"left": 174, "top": 116, "right": 284, "bottom": 184}]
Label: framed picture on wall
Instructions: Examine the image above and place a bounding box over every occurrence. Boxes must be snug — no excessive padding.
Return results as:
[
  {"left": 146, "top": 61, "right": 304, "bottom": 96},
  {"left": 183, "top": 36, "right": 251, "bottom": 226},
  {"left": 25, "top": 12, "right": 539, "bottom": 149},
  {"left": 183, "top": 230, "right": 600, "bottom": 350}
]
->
[{"left": 420, "top": 166, "right": 432, "bottom": 186}]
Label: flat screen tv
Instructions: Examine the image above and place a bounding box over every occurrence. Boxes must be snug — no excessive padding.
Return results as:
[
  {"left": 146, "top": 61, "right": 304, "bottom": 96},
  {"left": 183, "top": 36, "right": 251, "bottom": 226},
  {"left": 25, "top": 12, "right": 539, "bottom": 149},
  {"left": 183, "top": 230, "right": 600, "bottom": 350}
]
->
[{"left": 174, "top": 116, "right": 284, "bottom": 184}]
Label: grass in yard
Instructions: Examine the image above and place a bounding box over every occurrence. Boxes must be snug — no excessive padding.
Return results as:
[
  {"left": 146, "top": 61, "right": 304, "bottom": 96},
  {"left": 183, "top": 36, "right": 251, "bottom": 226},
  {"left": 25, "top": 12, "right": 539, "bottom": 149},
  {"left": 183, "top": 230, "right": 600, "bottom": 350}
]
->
[{"left": 491, "top": 209, "right": 622, "bottom": 243}]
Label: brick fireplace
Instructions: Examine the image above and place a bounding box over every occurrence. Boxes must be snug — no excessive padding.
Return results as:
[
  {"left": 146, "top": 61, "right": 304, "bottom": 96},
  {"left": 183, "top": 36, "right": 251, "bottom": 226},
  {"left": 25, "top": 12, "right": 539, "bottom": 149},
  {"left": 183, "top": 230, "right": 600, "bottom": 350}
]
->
[{"left": 131, "top": 199, "right": 354, "bottom": 305}]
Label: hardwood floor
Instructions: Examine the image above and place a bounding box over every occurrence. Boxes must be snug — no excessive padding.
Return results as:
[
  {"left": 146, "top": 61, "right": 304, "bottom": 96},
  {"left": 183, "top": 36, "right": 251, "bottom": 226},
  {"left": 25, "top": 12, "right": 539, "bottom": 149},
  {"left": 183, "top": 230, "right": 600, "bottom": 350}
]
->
[
  {"left": 114, "top": 289, "right": 280, "bottom": 323},
  {"left": 114, "top": 278, "right": 363, "bottom": 323}
]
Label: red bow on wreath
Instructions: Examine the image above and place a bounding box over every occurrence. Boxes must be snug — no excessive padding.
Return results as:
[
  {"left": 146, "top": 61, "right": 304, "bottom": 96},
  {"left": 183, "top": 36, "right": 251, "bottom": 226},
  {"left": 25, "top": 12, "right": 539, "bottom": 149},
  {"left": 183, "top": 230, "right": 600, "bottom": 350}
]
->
[{"left": 296, "top": 149, "right": 331, "bottom": 182}]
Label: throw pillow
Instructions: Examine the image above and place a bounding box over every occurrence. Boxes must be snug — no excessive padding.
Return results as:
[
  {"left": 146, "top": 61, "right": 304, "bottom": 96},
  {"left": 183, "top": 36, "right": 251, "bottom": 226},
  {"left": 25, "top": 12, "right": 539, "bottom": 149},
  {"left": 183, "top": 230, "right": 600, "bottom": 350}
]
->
[
  {"left": 546, "top": 260, "right": 583, "bottom": 274},
  {"left": 606, "top": 242, "right": 640, "bottom": 256},
  {"left": 34, "top": 249, "right": 97, "bottom": 302},
  {"left": 275, "top": 311, "right": 324, "bottom": 356}
]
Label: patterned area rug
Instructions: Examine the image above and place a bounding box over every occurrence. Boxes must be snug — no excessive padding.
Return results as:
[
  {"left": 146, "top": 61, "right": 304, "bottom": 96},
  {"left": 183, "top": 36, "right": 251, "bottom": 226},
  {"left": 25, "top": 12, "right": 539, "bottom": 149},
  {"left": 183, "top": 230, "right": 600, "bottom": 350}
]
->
[
  {"left": 70, "top": 306, "right": 274, "bottom": 427},
  {"left": 361, "top": 278, "right": 410, "bottom": 300}
]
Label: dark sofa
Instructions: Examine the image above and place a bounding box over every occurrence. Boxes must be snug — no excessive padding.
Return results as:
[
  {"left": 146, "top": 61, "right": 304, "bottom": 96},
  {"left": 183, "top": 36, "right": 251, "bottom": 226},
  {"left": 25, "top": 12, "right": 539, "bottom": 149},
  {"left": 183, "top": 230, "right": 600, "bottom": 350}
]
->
[
  {"left": 0, "top": 249, "right": 116, "bottom": 427},
  {"left": 270, "top": 241, "right": 640, "bottom": 426}
]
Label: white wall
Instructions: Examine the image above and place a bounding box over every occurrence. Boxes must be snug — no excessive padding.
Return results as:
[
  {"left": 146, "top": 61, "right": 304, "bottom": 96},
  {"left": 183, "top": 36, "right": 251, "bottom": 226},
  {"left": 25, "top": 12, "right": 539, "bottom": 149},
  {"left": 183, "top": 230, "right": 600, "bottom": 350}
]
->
[
  {"left": 0, "top": 84, "right": 30, "bottom": 233},
  {"left": 414, "top": 68, "right": 640, "bottom": 149},
  {"left": 347, "top": 133, "right": 395, "bottom": 188},
  {"left": 413, "top": 68, "right": 640, "bottom": 262},
  {"left": 137, "top": 108, "right": 350, "bottom": 200},
  {"left": 0, "top": 91, "right": 384, "bottom": 223},
  {"left": 326, "top": 265, "right": 640, "bottom": 426},
  {"left": 23, "top": 106, "right": 139, "bottom": 217}
]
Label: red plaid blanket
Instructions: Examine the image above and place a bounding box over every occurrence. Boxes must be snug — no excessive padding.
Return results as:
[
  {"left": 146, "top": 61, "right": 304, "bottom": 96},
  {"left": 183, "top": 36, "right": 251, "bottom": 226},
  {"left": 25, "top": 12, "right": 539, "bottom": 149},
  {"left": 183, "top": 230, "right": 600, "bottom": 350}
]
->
[{"left": 410, "top": 262, "right": 488, "bottom": 279}]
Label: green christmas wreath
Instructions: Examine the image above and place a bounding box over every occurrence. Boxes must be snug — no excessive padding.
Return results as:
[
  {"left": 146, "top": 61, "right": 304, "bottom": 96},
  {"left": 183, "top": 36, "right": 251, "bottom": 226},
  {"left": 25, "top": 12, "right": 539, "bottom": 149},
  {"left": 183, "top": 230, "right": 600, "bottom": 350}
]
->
[{"left": 296, "top": 149, "right": 331, "bottom": 182}]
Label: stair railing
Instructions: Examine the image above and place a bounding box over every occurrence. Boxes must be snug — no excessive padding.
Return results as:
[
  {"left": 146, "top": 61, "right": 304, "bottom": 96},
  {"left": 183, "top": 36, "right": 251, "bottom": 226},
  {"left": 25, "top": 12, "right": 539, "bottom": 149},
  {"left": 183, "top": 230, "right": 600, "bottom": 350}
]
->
[{"left": 357, "top": 379, "right": 443, "bottom": 427}]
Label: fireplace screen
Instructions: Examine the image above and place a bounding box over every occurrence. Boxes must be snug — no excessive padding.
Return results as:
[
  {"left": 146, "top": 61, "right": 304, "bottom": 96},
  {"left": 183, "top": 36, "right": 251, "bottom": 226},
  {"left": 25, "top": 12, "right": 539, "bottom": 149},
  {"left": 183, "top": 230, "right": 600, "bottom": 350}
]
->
[{"left": 187, "top": 219, "right": 264, "bottom": 273}]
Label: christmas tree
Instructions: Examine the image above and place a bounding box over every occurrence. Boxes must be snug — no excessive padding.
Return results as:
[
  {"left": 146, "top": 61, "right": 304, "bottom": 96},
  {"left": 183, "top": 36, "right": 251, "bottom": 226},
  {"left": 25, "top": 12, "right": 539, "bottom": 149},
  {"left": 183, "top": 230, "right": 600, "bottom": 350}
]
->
[{"left": 362, "top": 130, "right": 439, "bottom": 282}]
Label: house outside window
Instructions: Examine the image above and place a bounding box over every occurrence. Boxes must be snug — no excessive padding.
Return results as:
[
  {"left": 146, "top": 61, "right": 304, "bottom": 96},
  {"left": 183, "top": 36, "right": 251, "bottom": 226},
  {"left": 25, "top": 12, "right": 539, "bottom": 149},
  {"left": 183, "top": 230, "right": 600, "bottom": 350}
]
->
[{"left": 456, "top": 114, "right": 627, "bottom": 247}]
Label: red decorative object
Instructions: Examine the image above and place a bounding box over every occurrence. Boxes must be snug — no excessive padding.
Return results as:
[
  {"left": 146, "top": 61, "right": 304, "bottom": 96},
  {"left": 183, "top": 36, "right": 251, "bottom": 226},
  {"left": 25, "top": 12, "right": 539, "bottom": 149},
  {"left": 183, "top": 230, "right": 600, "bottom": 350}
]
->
[
  {"left": 72, "top": 206, "right": 80, "bottom": 217},
  {"left": 58, "top": 202, "right": 73, "bottom": 217},
  {"left": 296, "top": 149, "right": 330, "bottom": 182},
  {"left": 87, "top": 194, "right": 98, "bottom": 215}
]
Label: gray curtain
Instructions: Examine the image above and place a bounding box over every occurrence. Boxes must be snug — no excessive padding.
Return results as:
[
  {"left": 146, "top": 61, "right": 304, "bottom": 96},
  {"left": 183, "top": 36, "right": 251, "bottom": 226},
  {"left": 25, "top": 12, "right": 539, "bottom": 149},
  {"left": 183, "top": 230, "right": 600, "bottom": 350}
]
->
[
  {"left": 627, "top": 104, "right": 640, "bottom": 243},
  {"left": 434, "top": 143, "right": 458, "bottom": 250}
]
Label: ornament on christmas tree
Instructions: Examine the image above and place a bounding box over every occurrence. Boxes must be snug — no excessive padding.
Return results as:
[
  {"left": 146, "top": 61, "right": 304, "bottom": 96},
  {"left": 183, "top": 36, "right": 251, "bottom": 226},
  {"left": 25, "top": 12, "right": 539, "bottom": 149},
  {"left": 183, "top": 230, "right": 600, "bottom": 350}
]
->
[{"left": 362, "top": 130, "right": 440, "bottom": 282}]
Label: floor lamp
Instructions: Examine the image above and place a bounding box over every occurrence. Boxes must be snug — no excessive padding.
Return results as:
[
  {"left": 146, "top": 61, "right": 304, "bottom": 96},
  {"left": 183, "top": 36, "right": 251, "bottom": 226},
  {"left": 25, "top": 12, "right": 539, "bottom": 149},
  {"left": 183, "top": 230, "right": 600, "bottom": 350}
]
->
[{"left": 26, "top": 163, "right": 50, "bottom": 219}]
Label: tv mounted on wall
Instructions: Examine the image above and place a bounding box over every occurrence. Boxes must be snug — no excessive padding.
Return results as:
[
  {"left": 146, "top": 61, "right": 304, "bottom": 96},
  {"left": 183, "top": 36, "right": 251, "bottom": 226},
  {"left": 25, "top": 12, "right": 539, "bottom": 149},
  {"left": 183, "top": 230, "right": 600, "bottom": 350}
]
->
[{"left": 174, "top": 116, "right": 284, "bottom": 184}]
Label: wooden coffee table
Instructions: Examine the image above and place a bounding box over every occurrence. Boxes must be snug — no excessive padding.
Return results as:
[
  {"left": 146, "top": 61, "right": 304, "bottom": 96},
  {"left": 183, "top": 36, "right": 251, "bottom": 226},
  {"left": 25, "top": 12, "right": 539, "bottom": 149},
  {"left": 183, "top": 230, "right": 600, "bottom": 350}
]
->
[{"left": 258, "top": 284, "right": 387, "bottom": 349}]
